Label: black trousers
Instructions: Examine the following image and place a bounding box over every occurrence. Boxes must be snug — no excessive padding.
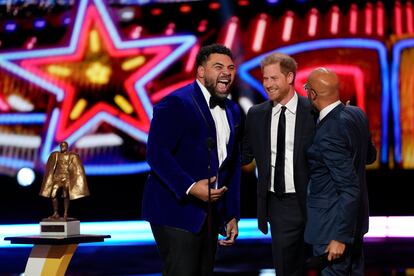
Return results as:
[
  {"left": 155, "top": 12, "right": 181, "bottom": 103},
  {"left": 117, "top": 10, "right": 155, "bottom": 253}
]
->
[
  {"left": 267, "top": 192, "right": 307, "bottom": 276},
  {"left": 151, "top": 221, "right": 218, "bottom": 276}
]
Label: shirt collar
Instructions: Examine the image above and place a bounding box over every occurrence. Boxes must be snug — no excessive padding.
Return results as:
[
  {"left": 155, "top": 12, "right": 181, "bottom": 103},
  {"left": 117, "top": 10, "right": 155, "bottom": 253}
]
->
[
  {"left": 196, "top": 79, "right": 211, "bottom": 106},
  {"left": 273, "top": 92, "right": 298, "bottom": 115},
  {"left": 319, "top": 100, "right": 341, "bottom": 121}
]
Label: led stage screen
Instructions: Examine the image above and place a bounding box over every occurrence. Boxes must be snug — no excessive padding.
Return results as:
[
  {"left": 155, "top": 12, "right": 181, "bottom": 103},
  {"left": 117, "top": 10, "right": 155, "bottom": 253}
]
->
[
  {"left": 1, "top": 0, "right": 413, "bottom": 177},
  {"left": 0, "top": 0, "right": 413, "bottom": 223}
]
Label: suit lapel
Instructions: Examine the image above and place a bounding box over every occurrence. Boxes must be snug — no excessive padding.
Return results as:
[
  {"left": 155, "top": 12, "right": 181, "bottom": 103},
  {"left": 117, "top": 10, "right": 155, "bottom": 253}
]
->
[
  {"left": 225, "top": 103, "right": 235, "bottom": 160},
  {"left": 191, "top": 81, "right": 217, "bottom": 140},
  {"left": 263, "top": 101, "right": 273, "bottom": 175},
  {"left": 294, "top": 97, "right": 305, "bottom": 165}
]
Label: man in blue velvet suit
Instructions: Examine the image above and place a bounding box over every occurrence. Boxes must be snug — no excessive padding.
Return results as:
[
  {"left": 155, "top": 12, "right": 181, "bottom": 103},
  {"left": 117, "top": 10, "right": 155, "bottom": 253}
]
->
[
  {"left": 242, "top": 53, "right": 315, "bottom": 276},
  {"left": 304, "top": 68, "right": 377, "bottom": 275},
  {"left": 142, "top": 44, "right": 241, "bottom": 276}
]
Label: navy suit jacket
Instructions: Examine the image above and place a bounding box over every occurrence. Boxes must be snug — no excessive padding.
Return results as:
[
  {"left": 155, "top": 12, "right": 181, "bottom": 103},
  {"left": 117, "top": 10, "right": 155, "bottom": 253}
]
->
[
  {"left": 242, "top": 96, "right": 315, "bottom": 234},
  {"left": 142, "top": 81, "right": 241, "bottom": 234},
  {"left": 305, "top": 104, "right": 376, "bottom": 245}
]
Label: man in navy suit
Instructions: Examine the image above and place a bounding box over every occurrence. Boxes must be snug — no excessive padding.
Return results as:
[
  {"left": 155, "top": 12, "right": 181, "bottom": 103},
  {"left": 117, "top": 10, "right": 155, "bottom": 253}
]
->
[
  {"left": 304, "top": 68, "right": 377, "bottom": 275},
  {"left": 242, "top": 53, "right": 315, "bottom": 276},
  {"left": 142, "top": 44, "right": 241, "bottom": 276}
]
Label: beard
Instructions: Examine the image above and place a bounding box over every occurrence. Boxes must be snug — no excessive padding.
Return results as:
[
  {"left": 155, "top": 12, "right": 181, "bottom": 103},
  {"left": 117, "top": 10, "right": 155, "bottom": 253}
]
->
[{"left": 204, "top": 76, "right": 232, "bottom": 101}]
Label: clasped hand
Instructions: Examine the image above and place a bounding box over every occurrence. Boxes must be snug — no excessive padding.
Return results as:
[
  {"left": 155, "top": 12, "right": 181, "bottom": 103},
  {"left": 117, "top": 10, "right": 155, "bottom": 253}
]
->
[{"left": 189, "top": 176, "right": 227, "bottom": 202}]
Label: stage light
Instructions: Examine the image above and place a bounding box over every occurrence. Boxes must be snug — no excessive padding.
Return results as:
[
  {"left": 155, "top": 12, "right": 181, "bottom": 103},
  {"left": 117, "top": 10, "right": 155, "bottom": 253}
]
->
[
  {"left": 308, "top": 8, "right": 318, "bottom": 37},
  {"left": 47, "top": 65, "right": 72, "bottom": 77},
  {"left": 252, "top": 14, "right": 267, "bottom": 52},
  {"left": 70, "top": 99, "right": 88, "bottom": 120},
  {"left": 89, "top": 30, "right": 100, "bottom": 53},
  {"left": 165, "top": 22, "right": 175, "bottom": 36},
  {"left": 34, "top": 19, "right": 46, "bottom": 29},
  {"left": 330, "top": 5, "right": 340, "bottom": 35},
  {"left": 267, "top": 0, "right": 279, "bottom": 4},
  {"left": 0, "top": 133, "right": 41, "bottom": 148},
  {"left": 238, "top": 0, "right": 249, "bottom": 6},
  {"left": 179, "top": 4, "right": 191, "bottom": 13},
  {"left": 1, "top": 217, "right": 414, "bottom": 248},
  {"left": 197, "top": 19, "right": 207, "bottom": 33},
  {"left": 7, "top": 94, "right": 34, "bottom": 112},
  {"left": 76, "top": 133, "right": 123, "bottom": 148},
  {"left": 259, "top": 269, "right": 276, "bottom": 276},
  {"left": 185, "top": 44, "right": 199, "bottom": 72},
  {"left": 85, "top": 62, "right": 111, "bottom": 84},
  {"left": 208, "top": 2, "right": 220, "bottom": 10},
  {"left": 395, "top": 1, "right": 402, "bottom": 35},
  {"left": 282, "top": 11, "right": 294, "bottom": 42},
  {"left": 25, "top": 37, "right": 37, "bottom": 50},
  {"left": 407, "top": 1, "right": 413, "bottom": 33},
  {"left": 4, "top": 22, "right": 16, "bottom": 32},
  {"left": 349, "top": 4, "right": 358, "bottom": 34},
  {"left": 16, "top": 168, "right": 35, "bottom": 187},
  {"left": 129, "top": 25, "right": 143, "bottom": 39},
  {"left": 150, "top": 8, "right": 162, "bottom": 16},
  {"left": 122, "top": 56, "right": 146, "bottom": 71},
  {"left": 120, "top": 8, "right": 134, "bottom": 21},
  {"left": 365, "top": 3, "right": 373, "bottom": 35},
  {"left": 114, "top": 94, "right": 134, "bottom": 114},
  {"left": 376, "top": 2, "right": 384, "bottom": 36},
  {"left": 223, "top": 17, "right": 238, "bottom": 49},
  {"left": 62, "top": 16, "right": 71, "bottom": 25}
]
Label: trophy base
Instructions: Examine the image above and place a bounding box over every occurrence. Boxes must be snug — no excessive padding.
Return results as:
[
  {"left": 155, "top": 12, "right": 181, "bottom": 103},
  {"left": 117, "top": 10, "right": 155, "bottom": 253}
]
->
[{"left": 40, "top": 220, "right": 80, "bottom": 236}]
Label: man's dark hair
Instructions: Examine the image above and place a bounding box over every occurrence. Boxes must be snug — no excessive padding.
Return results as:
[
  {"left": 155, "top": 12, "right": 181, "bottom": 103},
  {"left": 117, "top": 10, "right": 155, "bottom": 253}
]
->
[{"left": 195, "top": 44, "right": 233, "bottom": 68}]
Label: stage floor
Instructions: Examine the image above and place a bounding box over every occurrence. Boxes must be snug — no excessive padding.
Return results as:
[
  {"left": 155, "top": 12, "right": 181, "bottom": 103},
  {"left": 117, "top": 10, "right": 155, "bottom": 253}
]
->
[{"left": 1, "top": 237, "right": 414, "bottom": 275}]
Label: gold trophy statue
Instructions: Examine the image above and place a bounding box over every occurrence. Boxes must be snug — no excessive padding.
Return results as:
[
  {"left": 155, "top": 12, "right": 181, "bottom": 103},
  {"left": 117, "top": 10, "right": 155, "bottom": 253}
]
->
[{"left": 39, "top": 141, "right": 89, "bottom": 236}]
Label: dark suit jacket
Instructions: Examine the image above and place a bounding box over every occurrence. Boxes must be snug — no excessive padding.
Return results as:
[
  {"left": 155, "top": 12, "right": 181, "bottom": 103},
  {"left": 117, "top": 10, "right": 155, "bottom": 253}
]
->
[
  {"left": 142, "top": 81, "right": 241, "bottom": 234},
  {"left": 242, "top": 95, "right": 315, "bottom": 234},
  {"left": 305, "top": 104, "right": 377, "bottom": 245}
]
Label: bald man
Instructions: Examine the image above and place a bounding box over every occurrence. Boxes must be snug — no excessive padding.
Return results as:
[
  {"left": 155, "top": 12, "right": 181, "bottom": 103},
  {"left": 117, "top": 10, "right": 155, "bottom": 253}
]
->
[{"left": 304, "top": 68, "right": 376, "bottom": 275}]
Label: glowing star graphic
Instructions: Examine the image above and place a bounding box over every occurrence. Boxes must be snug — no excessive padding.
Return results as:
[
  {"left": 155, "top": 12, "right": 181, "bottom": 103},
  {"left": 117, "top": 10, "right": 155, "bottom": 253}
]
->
[{"left": 0, "top": 0, "right": 196, "bottom": 174}]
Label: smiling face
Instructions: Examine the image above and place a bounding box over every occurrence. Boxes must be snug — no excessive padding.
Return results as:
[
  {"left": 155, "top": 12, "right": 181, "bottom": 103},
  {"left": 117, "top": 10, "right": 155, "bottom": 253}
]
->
[
  {"left": 197, "top": 53, "right": 236, "bottom": 99},
  {"left": 262, "top": 63, "right": 294, "bottom": 105}
]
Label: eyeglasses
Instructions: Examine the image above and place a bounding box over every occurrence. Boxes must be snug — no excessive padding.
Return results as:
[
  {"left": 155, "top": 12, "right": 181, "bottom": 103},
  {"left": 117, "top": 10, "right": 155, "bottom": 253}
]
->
[{"left": 303, "top": 83, "right": 318, "bottom": 95}]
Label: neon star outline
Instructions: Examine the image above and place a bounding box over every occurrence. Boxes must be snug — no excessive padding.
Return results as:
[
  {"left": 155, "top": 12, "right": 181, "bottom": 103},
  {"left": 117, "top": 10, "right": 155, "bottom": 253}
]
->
[{"left": 0, "top": 0, "right": 196, "bottom": 174}]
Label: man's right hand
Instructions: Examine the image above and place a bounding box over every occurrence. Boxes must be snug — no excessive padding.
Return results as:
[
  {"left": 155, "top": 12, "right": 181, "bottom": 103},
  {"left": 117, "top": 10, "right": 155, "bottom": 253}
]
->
[{"left": 189, "top": 176, "right": 227, "bottom": 202}]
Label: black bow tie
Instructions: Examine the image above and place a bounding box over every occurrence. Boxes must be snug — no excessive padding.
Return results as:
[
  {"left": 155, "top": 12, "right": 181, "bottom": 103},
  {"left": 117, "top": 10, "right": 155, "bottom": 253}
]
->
[{"left": 209, "top": 96, "right": 226, "bottom": 109}]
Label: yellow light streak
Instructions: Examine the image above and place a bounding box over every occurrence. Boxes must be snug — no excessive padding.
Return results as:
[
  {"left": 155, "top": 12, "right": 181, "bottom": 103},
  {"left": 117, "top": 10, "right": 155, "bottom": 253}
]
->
[
  {"left": 121, "top": 56, "right": 146, "bottom": 71},
  {"left": 114, "top": 95, "right": 133, "bottom": 114},
  {"left": 70, "top": 98, "right": 87, "bottom": 120},
  {"left": 47, "top": 65, "right": 72, "bottom": 77},
  {"left": 89, "top": 30, "right": 100, "bottom": 53}
]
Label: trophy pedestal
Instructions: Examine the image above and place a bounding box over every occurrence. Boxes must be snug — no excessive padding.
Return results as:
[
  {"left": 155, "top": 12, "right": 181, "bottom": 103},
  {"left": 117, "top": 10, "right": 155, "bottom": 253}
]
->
[{"left": 40, "top": 219, "right": 80, "bottom": 236}]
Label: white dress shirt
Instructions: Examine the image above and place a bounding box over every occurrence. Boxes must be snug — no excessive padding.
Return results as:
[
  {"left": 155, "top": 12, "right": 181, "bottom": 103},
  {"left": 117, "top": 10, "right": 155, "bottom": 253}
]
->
[
  {"left": 270, "top": 92, "right": 298, "bottom": 193},
  {"left": 319, "top": 100, "right": 342, "bottom": 122},
  {"left": 186, "top": 80, "right": 230, "bottom": 193}
]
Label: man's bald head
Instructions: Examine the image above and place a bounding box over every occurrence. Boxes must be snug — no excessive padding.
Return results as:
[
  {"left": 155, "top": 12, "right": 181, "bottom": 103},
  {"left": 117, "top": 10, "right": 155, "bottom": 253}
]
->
[{"left": 306, "top": 67, "right": 340, "bottom": 111}]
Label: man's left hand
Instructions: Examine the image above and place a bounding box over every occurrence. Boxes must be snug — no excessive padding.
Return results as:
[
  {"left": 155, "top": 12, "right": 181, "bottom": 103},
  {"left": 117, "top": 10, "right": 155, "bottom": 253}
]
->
[
  {"left": 218, "top": 218, "right": 238, "bottom": 246},
  {"left": 325, "top": 240, "right": 346, "bottom": 261}
]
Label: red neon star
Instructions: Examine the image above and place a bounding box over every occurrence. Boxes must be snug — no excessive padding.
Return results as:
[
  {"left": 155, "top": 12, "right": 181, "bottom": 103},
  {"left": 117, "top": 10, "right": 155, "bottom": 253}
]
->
[{"left": 21, "top": 5, "right": 173, "bottom": 141}]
